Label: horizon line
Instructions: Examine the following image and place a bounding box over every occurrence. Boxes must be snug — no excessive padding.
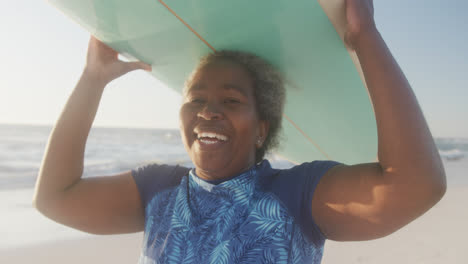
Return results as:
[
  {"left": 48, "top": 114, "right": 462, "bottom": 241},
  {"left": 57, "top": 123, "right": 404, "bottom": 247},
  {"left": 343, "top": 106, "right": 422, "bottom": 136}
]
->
[{"left": 0, "top": 122, "right": 465, "bottom": 139}]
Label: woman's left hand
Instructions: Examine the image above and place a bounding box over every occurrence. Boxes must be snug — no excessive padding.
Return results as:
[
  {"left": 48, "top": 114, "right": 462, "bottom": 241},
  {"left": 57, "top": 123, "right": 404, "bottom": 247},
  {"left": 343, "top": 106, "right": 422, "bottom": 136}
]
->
[
  {"left": 312, "top": 0, "right": 446, "bottom": 242},
  {"left": 344, "top": 0, "right": 376, "bottom": 49}
]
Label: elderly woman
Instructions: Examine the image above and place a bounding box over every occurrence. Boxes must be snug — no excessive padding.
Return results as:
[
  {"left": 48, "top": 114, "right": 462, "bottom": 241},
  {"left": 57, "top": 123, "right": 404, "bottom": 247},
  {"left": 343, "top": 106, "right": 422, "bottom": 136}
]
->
[{"left": 33, "top": 0, "right": 446, "bottom": 263}]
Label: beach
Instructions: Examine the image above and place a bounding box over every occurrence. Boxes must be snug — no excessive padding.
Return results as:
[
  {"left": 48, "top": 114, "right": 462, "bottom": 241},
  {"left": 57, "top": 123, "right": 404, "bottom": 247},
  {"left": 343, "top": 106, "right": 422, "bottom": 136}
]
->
[
  {"left": 1, "top": 125, "right": 466, "bottom": 263},
  {"left": 322, "top": 186, "right": 468, "bottom": 263},
  {"left": 0, "top": 234, "right": 142, "bottom": 263}
]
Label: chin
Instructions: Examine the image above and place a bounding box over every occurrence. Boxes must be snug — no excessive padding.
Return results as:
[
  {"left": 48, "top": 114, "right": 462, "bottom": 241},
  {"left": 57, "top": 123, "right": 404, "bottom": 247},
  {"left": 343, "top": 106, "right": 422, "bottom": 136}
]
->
[
  {"left": 194, "top": 156, "right": 228, "bottom": 173},
  {"left": 193, "top": 154, "right": 256, "bottom": 181}
]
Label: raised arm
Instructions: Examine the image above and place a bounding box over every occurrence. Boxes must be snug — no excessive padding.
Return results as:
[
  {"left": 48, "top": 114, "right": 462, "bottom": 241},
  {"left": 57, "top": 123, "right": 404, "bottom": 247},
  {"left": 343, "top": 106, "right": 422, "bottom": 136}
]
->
[
  {"left": 311, "top": 0, "right": 446, "bottom": 241},
  {"left": 33, "top": 37, "right": 151, "bottom": 234}
]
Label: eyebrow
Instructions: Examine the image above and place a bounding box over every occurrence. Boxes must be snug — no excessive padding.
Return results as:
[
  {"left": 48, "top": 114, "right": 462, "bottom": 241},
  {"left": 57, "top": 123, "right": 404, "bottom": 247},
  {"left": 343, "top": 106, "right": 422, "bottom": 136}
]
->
[
  {"left": 223, "top": 84, "right": 250, "bottom": 97},
  {"left": 189, "top": 83, "right": 249, "bottom": 97}
]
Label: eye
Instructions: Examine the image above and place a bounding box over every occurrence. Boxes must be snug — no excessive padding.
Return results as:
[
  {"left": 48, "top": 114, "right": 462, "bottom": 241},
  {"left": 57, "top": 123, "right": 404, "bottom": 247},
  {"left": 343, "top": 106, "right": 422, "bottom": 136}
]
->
[
  {"left": 190, "top": 97, "right": 205, "bottom": 104},
  {"left": 224, "top": 98, "right": 241, "bottom": 104}
]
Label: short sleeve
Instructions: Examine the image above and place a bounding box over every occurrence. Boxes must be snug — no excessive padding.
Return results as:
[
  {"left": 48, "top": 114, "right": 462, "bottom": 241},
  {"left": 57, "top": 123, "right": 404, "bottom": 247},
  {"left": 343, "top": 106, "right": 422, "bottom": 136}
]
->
[
  {"left": 301, "top": 160, "right": 341, "bottom": 240},
  {"left": 131, "top": 164, "right": 190, "bottom": 209},
  {"left": 269, "top": 160, "right": 341, "bottom": 244}
]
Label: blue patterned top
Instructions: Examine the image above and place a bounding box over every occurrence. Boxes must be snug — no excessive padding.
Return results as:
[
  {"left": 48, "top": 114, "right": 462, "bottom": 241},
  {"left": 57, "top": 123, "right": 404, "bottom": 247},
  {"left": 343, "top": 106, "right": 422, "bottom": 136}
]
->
[{"left": 132, "top": 160, "right": 339, "bottom": 263}]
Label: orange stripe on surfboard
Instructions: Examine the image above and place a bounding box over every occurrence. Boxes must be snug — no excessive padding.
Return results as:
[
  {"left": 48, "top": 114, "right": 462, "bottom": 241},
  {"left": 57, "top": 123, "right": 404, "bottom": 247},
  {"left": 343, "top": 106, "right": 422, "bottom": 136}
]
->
[
  {"left": 158, "top": 0, "right": 332, "bottom": 161},
  {"left": 158, "top": 0, "right": 216, "bottom": 52},
  {"left": 283, "top": 114, "right": 332, "bottom": 160}
]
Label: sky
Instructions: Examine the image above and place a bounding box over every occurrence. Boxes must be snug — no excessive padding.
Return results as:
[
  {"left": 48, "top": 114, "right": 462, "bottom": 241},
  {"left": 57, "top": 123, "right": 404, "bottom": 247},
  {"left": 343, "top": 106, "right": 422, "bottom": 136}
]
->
[{"left": 0, "top": 0, "right": 467, "bottom": 137}]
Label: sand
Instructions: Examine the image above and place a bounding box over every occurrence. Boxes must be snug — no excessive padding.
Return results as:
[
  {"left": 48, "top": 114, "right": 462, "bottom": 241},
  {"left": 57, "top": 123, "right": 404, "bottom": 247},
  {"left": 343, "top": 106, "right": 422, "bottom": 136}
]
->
[
  {"left": 0, "top": 233, "right": 143, "bottom": 263},
  {"left": 322, "top": 186, "right": 468, "bottom": 263},
  {"left": 1, "top": 161, "right": 466, "bottom": 263}
]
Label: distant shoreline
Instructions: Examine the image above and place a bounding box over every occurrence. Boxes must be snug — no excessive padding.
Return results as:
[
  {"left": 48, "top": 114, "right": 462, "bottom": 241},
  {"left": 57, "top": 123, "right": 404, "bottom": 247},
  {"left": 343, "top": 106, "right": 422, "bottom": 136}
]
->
[{"left": 1, "top": 123, "right": 467, "bottom": 140}]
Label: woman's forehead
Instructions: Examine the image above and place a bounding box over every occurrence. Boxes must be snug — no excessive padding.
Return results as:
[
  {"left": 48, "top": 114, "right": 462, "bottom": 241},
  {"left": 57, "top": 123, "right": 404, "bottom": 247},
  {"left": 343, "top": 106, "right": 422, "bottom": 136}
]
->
[
  {"left": 185, "top": 63, "right": 254, "bottom": 95},
  {"left": 189, "top": 82, "right": 250, "bottom": 97}
]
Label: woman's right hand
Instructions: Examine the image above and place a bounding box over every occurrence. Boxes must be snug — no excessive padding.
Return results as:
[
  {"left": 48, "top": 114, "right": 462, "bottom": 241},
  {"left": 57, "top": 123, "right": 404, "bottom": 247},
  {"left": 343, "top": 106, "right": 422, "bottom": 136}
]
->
[
  {"left": 33, "top": 35, "right": 150, "bottom": 235},
  {"left": 84, "top": 36, "right": 152, "bottom": 85}
]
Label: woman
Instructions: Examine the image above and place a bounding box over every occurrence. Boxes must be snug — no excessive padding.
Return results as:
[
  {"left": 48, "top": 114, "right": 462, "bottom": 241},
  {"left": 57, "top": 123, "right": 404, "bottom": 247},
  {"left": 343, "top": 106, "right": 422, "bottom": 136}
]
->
[{"left": 33, "top": 0, "right": 446, "bottom": 263}]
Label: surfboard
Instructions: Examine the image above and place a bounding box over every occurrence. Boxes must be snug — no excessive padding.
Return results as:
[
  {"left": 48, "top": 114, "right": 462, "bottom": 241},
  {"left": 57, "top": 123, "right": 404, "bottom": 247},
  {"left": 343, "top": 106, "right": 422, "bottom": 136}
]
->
[{"left": 47, "top": 0, "right": 377, "bottom": 164}]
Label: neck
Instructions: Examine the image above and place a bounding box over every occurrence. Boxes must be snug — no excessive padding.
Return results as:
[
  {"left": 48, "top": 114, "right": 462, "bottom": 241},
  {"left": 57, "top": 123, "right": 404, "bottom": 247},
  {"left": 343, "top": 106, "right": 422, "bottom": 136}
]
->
[{"left": 195, "top": 162, "right": 256, "bottom": 182}]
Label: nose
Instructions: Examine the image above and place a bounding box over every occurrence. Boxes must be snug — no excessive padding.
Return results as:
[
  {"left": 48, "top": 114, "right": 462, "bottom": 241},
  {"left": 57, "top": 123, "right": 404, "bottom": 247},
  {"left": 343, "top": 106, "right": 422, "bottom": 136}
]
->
[{"left": 197, "top": 102, "right": 223, "bottom": 120}]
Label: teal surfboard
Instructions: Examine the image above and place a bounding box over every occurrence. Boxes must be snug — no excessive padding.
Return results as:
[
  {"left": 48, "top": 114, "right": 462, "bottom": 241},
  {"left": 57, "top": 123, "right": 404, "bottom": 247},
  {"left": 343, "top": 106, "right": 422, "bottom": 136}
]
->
[{"left": 47, "top": 0, "right": 377, "bottom": 164}]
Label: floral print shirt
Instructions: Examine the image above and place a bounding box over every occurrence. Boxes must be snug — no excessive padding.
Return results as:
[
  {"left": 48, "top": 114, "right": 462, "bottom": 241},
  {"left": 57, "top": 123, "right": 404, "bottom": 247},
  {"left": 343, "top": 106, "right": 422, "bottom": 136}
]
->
[{"left": 132, "top": 160, "right": 339, "bottom": 263}]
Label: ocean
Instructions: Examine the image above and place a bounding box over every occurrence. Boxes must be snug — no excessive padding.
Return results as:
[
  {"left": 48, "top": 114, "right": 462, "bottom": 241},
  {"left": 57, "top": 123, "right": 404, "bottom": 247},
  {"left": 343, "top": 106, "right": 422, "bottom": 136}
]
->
[
  {"left": 0, "top": 124, "right": 466, "bottom": 250},
  {"left": 0, "top": 124, "right": 191, "bottom": 191}
]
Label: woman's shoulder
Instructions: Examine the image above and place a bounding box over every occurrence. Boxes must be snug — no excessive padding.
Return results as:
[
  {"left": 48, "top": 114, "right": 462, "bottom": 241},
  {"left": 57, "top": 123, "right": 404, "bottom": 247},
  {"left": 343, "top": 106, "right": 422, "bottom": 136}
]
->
[
  {"left": 258, "top": 159, "right": 341, "bottom": 243},
  {"left": 258, "top": 159, "right": 342, "bottom": 195},
  {"left": 131, "top": 163, "right": 191, "bottom": 205}
]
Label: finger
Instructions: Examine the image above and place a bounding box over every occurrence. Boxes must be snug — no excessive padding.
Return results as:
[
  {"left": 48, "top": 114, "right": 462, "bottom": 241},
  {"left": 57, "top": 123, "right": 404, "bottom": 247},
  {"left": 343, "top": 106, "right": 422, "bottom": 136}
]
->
[
  {"left": 118, "top": 61, "right": 152, "bottom": 76},
  {"left": 127, "top": 61, "right": 152, "bottom": 72},
  {"left": 344, "top": 30, "right": 356, "bottom": 51},
  {"left": 87, "top": 35, "right": 98, "bottom": 52}
]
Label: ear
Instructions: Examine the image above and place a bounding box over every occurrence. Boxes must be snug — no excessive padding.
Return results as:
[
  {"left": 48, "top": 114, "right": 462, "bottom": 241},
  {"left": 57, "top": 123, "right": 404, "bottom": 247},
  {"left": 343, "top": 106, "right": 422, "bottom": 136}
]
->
[{"left": 256, "top": 120, "right": 270, "bottom": 148}]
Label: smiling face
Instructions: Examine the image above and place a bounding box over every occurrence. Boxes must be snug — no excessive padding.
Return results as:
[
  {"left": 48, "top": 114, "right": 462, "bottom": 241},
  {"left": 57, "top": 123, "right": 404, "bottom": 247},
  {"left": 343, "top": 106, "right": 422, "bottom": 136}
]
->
[{"left": 180, "top": 62, "right": 269, "bottom": 181}]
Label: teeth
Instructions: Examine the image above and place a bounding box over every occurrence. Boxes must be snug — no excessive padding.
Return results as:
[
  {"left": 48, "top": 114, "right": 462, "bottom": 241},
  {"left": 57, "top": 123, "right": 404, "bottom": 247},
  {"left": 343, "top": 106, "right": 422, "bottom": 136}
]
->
[
  {"left": 197, "top": 132, "right": 228, "bottom": 141},
  {"left": 199, "top": 139, "right": 217, "bottom": 144}
]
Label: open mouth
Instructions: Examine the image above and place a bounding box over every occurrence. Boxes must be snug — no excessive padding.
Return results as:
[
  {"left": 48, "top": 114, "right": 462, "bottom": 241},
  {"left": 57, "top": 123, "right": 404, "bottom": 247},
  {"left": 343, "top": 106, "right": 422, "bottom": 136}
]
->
[{"left": 196, "top": 131, "right": 228, "bottom": 145}]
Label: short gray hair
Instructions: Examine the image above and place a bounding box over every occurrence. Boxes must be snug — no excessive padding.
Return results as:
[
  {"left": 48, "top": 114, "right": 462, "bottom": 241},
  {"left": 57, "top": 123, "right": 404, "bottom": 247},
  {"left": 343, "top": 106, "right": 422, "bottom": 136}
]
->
[{"left": 185, "top": 50, "right": 286, "bottom": 163}]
